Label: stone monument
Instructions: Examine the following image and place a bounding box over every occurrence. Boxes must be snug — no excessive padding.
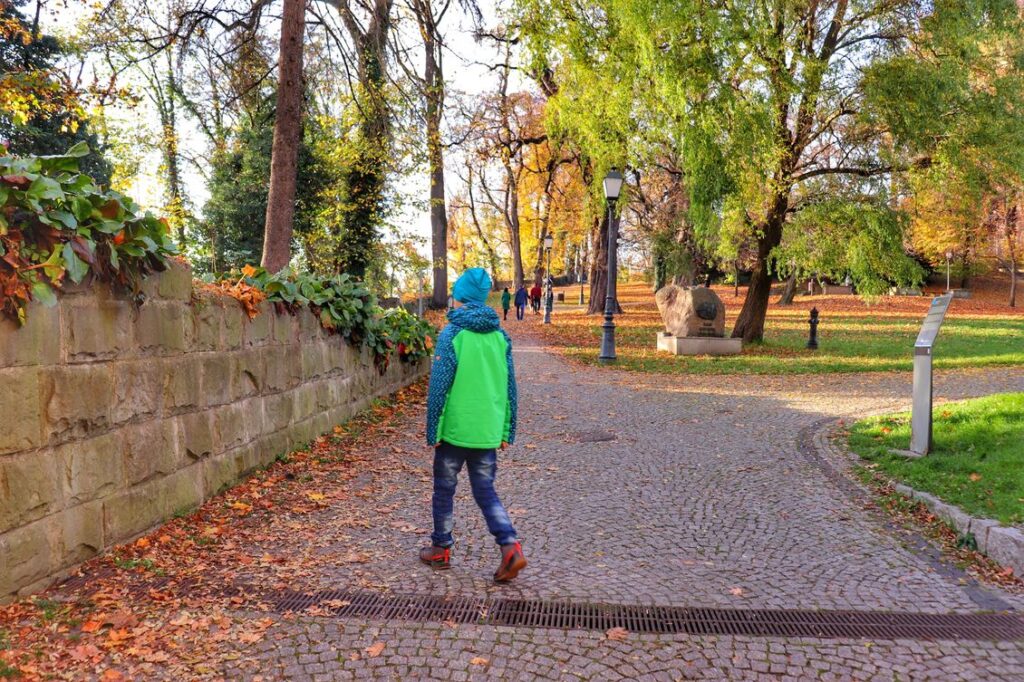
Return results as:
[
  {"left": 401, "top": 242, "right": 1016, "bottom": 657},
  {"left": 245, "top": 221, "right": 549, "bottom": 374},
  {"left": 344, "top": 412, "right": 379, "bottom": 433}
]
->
[{"left": 654, "top": 285, "right": 742, "bottom": 355}]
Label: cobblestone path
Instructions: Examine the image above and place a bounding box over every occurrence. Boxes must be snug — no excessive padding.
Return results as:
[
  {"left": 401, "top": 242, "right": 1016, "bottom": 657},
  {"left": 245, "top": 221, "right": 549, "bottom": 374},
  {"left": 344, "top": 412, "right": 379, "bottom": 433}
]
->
[{"left": 210, "top": 321, "right": 1024, "bottom": 681}]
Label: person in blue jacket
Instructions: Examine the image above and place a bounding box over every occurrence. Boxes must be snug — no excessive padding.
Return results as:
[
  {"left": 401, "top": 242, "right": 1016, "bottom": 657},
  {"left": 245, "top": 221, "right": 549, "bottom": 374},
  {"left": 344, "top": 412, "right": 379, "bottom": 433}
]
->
[
  {"left": 513, "top": 284, "right": 528, "bottom": 321},
  {"left": 421, "top": 268, "right": 527, "bottom": 583}
]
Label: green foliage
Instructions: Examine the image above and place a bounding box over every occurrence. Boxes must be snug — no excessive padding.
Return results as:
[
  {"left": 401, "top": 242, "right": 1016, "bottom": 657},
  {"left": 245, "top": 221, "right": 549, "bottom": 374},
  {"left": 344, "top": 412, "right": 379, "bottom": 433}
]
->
[
  {"left": 201, "top": 102, "right": 336, "bottom": 273},
  {"left": 848, "top": 392, "right": 1024, "bottom": 524},
  {"left": 0, "top": 143, "right": 177, "bottom": 324},
  {"left": 0, "top": 0, "right": 111, "bottom": 184},
  {"left": 234, "top": 266, "right": 435, "bottom": 372},
  {"left": 773, "top": 199, "right": 925, "bottom": 296}
]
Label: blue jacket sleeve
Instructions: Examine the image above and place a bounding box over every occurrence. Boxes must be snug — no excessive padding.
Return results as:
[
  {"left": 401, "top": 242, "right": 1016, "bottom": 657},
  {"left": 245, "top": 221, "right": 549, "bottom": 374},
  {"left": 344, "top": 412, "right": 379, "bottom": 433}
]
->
[
  {"left": 502, "top": 329, "right": 518, "bottom": 444},
  {"left": 426, "top": 325, "right": 458, "bottom": 445}
]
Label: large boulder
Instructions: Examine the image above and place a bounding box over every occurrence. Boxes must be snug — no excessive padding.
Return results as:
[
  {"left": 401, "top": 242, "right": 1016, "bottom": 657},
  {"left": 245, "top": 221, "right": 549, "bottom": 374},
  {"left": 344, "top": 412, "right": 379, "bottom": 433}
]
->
[{"left": 655, "top": 285, "right": 726, "bottom": 338}]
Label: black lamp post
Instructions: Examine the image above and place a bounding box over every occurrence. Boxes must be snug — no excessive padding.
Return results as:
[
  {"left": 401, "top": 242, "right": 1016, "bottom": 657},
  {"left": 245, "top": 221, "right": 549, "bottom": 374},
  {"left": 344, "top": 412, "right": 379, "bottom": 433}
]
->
[
  {"left": 543, "top": 233, "right": 554, "bottom": 324},
  {"left": 945, "top": 250, "right": 953, "bottom": 292},
  {"left": 599, "top": 169, "right": 623, "bottom": 363}
]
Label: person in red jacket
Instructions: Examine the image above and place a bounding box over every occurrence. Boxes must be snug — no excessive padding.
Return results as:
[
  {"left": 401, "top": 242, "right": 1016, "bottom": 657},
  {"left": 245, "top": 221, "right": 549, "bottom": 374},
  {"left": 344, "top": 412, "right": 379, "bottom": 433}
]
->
[{"left": 529, "top": 283, "right": 542, "bottom": 313}]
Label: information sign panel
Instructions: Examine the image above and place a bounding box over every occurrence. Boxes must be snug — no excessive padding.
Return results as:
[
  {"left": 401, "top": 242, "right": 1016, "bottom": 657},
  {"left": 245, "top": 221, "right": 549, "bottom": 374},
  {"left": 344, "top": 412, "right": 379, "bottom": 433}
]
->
[{"left": 910, "top": 293, "right": 953, "bottom": 455}]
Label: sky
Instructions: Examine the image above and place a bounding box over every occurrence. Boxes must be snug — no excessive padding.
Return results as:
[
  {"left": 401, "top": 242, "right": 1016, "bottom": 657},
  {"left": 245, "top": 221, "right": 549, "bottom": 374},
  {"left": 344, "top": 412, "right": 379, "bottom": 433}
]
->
[{"left": 45, "top": 0, "right": 519, "bottom": 264}]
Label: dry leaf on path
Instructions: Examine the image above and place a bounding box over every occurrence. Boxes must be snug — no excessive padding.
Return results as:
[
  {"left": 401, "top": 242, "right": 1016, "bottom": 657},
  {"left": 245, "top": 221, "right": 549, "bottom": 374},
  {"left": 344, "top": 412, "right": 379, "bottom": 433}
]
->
[
  {"left": 365, "top": 641, "right": 386, "bottom": 657},
  {"left": 470, "top": 657, "right": 489, "bottom": 665},
  {"left": 730, "top": 587, "right": 745, "bottom": 596},
  {"left": 605, "top": 627, "right": 629, "bottom": 641}
]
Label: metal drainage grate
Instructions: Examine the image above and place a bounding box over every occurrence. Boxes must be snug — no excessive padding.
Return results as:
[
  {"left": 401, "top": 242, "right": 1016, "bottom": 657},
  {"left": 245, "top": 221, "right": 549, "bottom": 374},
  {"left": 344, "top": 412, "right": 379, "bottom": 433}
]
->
[{"left": 266, "top": 590, "right": 1024, "bottom": 641}]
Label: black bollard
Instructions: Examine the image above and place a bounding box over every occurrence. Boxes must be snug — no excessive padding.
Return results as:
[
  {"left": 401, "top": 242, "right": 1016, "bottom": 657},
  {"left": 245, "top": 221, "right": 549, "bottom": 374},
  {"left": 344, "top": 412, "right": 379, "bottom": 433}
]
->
[{"left": 807, "top": 307, "right": 819, "bottom": 350}]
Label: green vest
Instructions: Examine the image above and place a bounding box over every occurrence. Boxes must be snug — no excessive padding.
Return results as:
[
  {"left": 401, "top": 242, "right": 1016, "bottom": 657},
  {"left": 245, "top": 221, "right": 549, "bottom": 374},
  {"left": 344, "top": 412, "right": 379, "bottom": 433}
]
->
[{"left": 438, "top": 329, "right": 511, "bottom": 448}]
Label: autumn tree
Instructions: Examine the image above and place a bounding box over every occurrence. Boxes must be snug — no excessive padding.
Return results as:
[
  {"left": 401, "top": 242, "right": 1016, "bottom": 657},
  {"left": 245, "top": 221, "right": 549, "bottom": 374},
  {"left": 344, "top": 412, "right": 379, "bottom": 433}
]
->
[{"left": 518, "top": 0, "right": 1024, "bottom": 342}]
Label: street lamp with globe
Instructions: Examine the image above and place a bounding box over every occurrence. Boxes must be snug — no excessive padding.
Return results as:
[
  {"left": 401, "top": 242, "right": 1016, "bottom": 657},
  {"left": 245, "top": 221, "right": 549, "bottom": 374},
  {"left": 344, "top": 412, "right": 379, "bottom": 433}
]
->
[
  {"left": 543, "top": 233, "right": 554, "bottom": 324},
  {"left": 599, "top": 169, "right": 624, "bottom": 362}
]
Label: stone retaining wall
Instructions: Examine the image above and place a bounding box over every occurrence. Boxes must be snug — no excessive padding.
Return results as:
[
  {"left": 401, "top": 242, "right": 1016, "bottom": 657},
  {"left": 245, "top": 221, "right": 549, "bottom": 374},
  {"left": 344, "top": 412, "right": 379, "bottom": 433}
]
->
[{"left": 0, "top": 261, "right": 426, "bottom": 600}]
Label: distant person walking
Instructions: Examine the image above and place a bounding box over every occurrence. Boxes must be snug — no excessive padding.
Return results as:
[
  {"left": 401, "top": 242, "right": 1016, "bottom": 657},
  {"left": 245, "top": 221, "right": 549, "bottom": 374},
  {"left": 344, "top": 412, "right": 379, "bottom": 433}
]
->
[
  {"left": 501, "top": 287, "right": 511, "bottom": 321},
  {"left": 514, "top": 285, "right": 528, "bottom": 321},
  {"left": 530, "top": 283, "right": 542, "bottom": 314}
]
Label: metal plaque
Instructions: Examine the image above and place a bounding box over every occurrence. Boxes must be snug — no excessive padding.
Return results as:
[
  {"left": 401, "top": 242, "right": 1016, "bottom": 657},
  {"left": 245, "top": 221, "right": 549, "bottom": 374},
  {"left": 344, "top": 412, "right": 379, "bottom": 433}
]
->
[{"left": 914, "top": 293, "right": 953, "bottom": 349}]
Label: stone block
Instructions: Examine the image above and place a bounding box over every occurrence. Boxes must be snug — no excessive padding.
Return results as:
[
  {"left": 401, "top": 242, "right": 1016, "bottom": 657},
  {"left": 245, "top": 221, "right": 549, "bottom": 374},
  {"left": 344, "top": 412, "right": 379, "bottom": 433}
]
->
[
  {"left": 177, "top": 410, "right": 215, "bottom": 461},
  {"left": 112, "top": 359, "right": 163, "bottom": 424},
  {"left": 213, "top": 402, "right": 252, "bottom": 452},
  {"left": 263, "top": 392, "right": 294, "bottom": 433},
  {"left": 655, "top": 285, "right": 726, "bottom": 337},
  {"left": 292, "top": 383, "right": 319, "bottom": 421},
  {"left": 102, "top": 479, "right": 165, "bottom": 542},
  {"left": 123, "top": 420, "right": 181, "bottom": 486},
  {"left": 200, "top": 353, "right": 233, "bottom": 407},
  {"left": 58, "top": 432, "right": 124, "bottom": 505},
  {"left": 231, "top": 350, "right": 263, "bottom": 400},
  {"left": 298, "top": 308, "right": 325, "bottom": 341},
  {"left": 244, "top": 303, "right": 274, "bottom": 346},
  {"left": 273, "top": 311, "right": 298, "bottom": 345},
  {"left": 161, "top": 465, "right": 205, "bottom": 519},
  {"left": 0, "top": 367, "right": 44, "bottom": 454},
  {"left": 928, "top": 498, "right": 972, "bottom": 535},
  {"left": 971, "top": 518, "right": 1000, "bottom": 555},
  {"left": 0, "top": 515, "right": 60, "bottom": 600},
  {"left": 163, "top": 357, "right": 203, "bottom": 413},
  {"left": 193, "top": 299, "right": 223, "bottom": 351},
  {"left": 301, "top": 343, "right": 328, "bottom": 380},
  {"left": 136, "top": 301, "right": 191, "bottom": 354},
  {"left": 154, "top": 259, "right": 193, "bottom": 301},
  {"left": 263, "top": 346, "right": 300, "bottom": 392},
  {"left": 60, "top": 500, "right": 104, "bottom": 566},
  {"left": 656, "top": 333, "right": 743, "bottom": 356},
  {"left": 0, "top": 450, "right": 62, "bottom": 533},
  {"left": 222, "top": 301, "right": 246, "bottom": 350},
  {"left": 63, "top": 300, "right": 134, "bottom": 361},
  {"left": 202, "top": 450, "right": 242, "bottom": 498},
  {"left": 42, "top": 365, "right": 113, "bottom": 443},
  {"left": 984, "top": 526, "right": 1024, "bottom": 577},
  {"left": 0, "top": 301, "right": 60, "bottom": 367}
]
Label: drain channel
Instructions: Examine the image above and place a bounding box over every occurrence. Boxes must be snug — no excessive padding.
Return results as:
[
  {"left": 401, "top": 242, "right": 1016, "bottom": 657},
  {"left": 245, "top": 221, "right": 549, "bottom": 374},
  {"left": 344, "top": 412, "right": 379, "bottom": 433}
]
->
[{"left": 267, "top": 589, "right": 1024, "bottom": 641}]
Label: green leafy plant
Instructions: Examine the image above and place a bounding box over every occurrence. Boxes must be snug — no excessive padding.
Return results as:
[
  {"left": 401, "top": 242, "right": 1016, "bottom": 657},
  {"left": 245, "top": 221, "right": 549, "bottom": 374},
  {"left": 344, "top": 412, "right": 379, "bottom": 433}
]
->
[
  {"left": 0, "top": 142, "right": 178, "bottom": 324},
  {"left": 223, "top": 265, "right": 435, "bottom": 373}
]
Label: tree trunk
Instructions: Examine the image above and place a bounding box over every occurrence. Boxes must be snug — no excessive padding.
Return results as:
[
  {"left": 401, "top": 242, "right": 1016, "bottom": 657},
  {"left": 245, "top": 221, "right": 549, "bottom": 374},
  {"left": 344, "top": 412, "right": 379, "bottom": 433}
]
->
[
  {"left": 732, "top": 199, "right": 786, "bottom": 343},
  {"left": 587, "top": 211, "right": 621, "bottom": 315},
  {"left": 506, "top": 165, "right": 525, "bottom": 288},
  {"left": 777, "top": 273, "right": 797, "bottom": 305},
  {"left": 260, "top": 0, "right": 305, "bottom": 273},
  {"left": 1010, "top": 265, "right": 1017, "bottom": 308},
  {"left": 424, "top": 24, "right": 448, "bottom": 309}
]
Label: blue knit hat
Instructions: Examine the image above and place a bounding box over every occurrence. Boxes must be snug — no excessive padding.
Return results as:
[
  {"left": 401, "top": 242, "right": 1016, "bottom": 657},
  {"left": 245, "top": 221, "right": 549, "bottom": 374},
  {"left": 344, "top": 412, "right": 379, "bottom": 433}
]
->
[{"left": 452, "top": 268, "right": 492, "bottom": 304}]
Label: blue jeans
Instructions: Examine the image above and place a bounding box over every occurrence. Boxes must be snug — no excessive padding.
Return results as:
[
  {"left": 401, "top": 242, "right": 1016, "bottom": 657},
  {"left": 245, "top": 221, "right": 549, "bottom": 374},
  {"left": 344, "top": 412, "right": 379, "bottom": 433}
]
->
[
  {"left": 516, "top": 304, "right": 525, "bottom": 320},
  {"left": 431, "top": 442, "right": 517, "bottom": 548}
]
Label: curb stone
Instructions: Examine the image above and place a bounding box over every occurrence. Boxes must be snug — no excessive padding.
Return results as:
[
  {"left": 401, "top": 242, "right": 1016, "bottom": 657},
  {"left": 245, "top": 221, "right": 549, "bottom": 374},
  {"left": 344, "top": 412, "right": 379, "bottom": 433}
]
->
[{"left": 829, "top": 427, "right": 1024, "bottom": 578}]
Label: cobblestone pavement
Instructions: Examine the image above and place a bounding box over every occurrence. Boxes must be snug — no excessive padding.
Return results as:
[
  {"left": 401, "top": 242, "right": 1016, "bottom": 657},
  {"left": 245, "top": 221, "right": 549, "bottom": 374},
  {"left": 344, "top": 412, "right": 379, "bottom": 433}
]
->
[{"left": 193, "top": 318, "right": 1024, "bottom": 680}]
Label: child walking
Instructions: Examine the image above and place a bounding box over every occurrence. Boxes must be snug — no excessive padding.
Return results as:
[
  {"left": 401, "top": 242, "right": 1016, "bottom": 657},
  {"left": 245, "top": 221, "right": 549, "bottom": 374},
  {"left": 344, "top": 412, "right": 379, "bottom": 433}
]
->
[{"left": 422, "top": 268, "right": 527, "bottom": 583}]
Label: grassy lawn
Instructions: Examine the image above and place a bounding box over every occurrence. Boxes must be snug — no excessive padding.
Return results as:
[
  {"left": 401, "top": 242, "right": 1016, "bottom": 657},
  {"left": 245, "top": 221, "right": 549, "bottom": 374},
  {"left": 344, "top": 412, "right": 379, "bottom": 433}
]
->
[
  {"left": 847, "top": 393, "right": 1024, "bottom": 525},
  {"left": 530, "top": 282, "right": 1024, "bottom": 375}
]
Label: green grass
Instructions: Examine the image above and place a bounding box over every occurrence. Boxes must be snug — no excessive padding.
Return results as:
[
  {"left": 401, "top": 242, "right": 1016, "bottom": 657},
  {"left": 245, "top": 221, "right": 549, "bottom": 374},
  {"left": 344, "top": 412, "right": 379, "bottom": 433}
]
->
[
  {"left": 847, "top": 392, "right": 1024, "bottom": 524},
  {"left": 562, "top": 315, "right": 1024, "bottom": 375}
]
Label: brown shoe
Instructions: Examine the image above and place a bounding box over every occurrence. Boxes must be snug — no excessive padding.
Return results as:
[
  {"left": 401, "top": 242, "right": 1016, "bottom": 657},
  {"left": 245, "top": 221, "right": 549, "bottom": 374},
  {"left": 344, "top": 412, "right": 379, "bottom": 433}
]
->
[
  {"left": 494, "top": 542, "right": 527, "bottom": 583},
  {"left": 419, "top": 545, "right": 451, "bottom": 570}
]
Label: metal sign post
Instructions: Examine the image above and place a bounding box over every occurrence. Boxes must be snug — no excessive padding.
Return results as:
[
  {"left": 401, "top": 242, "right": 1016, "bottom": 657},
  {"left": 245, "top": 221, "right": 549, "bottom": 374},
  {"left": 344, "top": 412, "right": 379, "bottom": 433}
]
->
[{"left": 909, "top": 293, "right": 953, "bottom": 456}]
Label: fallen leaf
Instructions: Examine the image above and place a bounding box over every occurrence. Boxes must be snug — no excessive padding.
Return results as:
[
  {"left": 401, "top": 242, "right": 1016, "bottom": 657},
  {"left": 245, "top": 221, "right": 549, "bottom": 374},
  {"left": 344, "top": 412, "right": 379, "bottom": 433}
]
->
[
  {"left": 365, "top": 641, "right": 386, "bottom": 657},
  {"left": 470, "top": 657, "right": 489, "bottom": 665},
  {"left": 730, "top": 587, "right": 745, "bottom": 596},
  {"left": 969, "top": 473, "right": 982, "bottom": 482},
  {"left": 100, "top": 670, "right": 124, "bottom": 682},
  {"left": 135, "top": 537, "right": 151, "bottom": 549},
  {"left": 81, "top": 620, "right": 103, "bottom": 633},
  {"left": 605, "top": 627, "right": 629, "bottom": 641},
  {"left": 307, "top": 492, "right": 326, "bottom": 502}
]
